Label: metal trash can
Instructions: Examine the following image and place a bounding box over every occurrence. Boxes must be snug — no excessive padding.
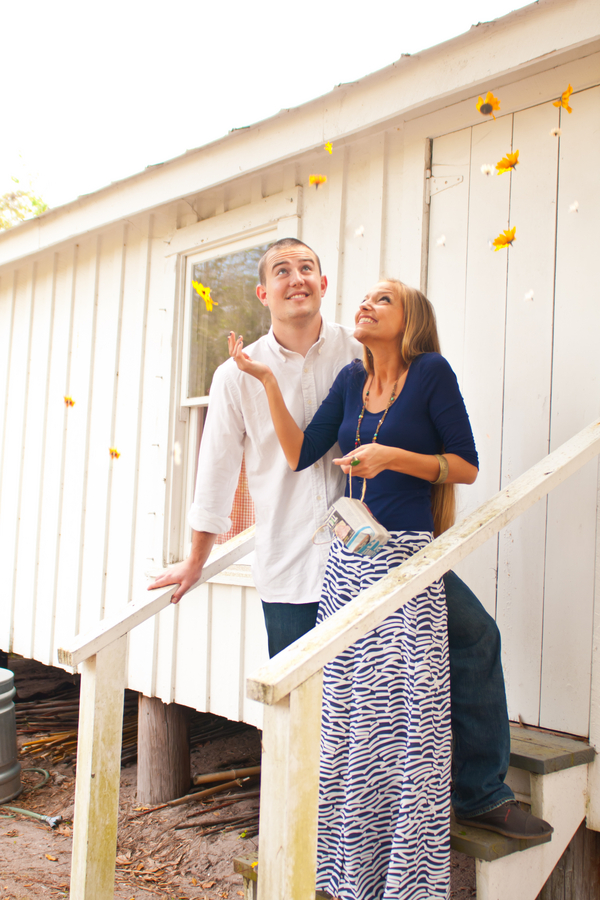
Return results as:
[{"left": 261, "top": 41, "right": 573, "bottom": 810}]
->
[{"left": 0, "top": 668, "right": 21, "bottom": 803}]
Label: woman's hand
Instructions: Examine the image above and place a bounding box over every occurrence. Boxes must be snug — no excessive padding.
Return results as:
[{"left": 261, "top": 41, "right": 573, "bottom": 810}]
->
[
  {"left": 334, "top": 443, "right": 399, "bottom": 478},
  {"left": 228, "top": 332, "right": 273, "bottom": 384}
]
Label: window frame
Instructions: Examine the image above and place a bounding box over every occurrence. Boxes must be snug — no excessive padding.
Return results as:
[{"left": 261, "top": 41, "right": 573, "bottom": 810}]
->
[{"left": 163, "top": 188, "right": 301, "bottom": 565}]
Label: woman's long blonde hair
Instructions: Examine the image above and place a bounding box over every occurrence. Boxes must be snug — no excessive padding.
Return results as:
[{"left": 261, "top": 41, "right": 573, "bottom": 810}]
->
[{"left": 362, "top": 279, "right": 455, "bottom": 537}]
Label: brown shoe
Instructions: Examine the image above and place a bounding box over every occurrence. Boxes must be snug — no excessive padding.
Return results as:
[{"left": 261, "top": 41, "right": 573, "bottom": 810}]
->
[{"left": 455, "top": 801, "right": 554, "bottom": 840}]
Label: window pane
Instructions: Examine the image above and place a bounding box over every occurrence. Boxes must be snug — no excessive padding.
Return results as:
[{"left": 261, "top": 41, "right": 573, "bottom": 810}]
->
[{"left": 188, "top": 242, "right": 272, "bottom": 398}]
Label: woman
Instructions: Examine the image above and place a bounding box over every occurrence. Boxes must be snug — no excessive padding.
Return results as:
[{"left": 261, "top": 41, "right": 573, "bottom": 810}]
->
[{"left": 230, "top": 280, "right": 478, "bottom": 900}]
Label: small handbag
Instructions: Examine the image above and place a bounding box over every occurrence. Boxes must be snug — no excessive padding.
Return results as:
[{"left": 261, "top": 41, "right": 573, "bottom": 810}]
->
[{"left": 313, "top": 473, "right": 391, "bottom": 558}]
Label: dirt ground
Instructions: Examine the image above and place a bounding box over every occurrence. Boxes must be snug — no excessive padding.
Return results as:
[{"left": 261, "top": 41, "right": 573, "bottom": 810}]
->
[{"left": 0, "top": 656, "right": 475, "bottom": 899}]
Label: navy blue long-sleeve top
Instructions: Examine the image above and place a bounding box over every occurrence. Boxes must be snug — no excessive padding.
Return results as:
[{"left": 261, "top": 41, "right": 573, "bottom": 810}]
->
[{"left": 297, "top": 353, "right": 478, "bottom": 533}]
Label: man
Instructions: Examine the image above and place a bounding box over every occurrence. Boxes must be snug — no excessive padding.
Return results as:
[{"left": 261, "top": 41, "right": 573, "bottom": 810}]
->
[{"left": 151, "top": 237, "right": 551, "bottom": 839}]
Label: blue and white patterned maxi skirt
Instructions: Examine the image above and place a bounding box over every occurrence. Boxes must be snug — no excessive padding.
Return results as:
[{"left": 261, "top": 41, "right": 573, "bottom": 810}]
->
[{"left": 316, "top": 532, "right": 451, "bottom": 900}]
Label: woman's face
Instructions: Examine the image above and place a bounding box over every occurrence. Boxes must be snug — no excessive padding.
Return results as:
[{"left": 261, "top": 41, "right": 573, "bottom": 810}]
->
[{"left": 354, "top": 282, "right": 405, "bottom": 346}]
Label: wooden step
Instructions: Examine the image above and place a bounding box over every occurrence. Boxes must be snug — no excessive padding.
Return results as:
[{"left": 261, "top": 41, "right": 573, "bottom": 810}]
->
[
  {"left": 508, "top": 724, "right": 595, "bottom": 774},
  {"left": 450, "top": 724, "right": 594, "bottom": 862},
  {"left": 450, "top": 812, "right": 552, "bottom": 861},
  {"left": 234, "top": 726, "right": 596, "bottom": 889}
]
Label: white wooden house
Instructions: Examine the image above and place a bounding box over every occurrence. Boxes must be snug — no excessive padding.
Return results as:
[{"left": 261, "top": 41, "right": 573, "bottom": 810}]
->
[{"left": 1, "top": 0, "right": 600, "bottom": 895}]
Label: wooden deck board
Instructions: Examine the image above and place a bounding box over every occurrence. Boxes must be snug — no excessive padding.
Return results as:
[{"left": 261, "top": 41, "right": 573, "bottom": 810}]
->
[{"left": 509, "top": 725, "right": 595, "bottom": 775}]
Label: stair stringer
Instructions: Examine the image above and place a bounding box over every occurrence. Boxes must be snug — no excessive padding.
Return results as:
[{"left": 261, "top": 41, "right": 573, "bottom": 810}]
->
[{"left": 475, "top": 764, "right": 588, "bottom": 900}]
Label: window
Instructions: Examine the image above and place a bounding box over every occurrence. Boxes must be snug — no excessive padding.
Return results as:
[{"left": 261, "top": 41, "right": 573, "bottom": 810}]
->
[{"left": 181, "top": 238, "right": 274, "bottom": 551}]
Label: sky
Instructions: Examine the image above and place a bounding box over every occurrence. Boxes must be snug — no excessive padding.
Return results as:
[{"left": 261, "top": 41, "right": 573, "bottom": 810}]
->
[{"left": 3, "top": 0, "right": 535, "bottom": 211}]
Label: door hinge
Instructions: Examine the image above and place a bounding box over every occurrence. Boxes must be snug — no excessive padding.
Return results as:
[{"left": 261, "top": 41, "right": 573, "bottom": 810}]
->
[{"left": 425, "top": 174, "right": 464, "bottom": 204}]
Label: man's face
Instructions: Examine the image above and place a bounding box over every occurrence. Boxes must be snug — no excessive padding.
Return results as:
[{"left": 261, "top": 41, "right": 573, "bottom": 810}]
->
[{"left": 256, "top": 245, "right": 327, "bottom": 325}]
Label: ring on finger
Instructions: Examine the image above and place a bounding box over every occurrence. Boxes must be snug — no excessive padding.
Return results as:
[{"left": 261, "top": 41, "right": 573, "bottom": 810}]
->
[{"left": 350, "top": 457, "right": 360, "bottom": 467}]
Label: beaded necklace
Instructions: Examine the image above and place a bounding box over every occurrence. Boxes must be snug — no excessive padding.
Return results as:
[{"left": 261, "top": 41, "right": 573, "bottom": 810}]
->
[{"left": 354, "top": 373, "right": 402, "bottom": 448}]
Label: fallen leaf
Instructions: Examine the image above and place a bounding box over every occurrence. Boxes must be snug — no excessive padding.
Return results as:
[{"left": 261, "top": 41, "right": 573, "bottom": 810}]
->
[
  {"left": 45, "top": 853, "right": 58, "bottom": 861},
  {"left": 201, "top": 880, "right": 216, "bottom": 888}
]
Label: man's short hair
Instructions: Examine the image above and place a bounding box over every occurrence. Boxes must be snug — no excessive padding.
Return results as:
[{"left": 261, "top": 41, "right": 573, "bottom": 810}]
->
[{"left": 258, "top": 238, "right": 322, "bottom": 286}]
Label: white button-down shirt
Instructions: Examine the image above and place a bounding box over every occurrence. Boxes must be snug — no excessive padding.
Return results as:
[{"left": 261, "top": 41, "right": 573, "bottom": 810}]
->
[{"left": 188, "top": 318, "right": 361, "bottom": 604}]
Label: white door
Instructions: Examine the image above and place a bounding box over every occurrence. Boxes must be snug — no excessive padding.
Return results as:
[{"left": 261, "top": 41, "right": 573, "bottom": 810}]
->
[{"left": 427, "top": 86, "right": 600, "bottom": 736}]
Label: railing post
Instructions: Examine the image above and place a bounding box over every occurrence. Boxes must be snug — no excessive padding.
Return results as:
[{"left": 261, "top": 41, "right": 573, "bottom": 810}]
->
[
  {"left": 70, "top": 635, "right": 127, "bottom": 900},
  {"left": 257, "top": 669, "right": 323, "bottom": 900}
]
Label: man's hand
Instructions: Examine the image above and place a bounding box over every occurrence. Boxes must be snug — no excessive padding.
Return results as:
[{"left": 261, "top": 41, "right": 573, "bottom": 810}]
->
[{"left": 148, "top": 531, "right": 217, "bottom": 604}]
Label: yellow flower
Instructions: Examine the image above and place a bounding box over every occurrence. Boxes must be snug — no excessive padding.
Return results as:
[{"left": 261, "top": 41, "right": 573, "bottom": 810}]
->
[
  {"left": 63, "top": 396, "right": 75, "bottom": 407},
  {"left": 492, "top": 226, "right": 516, "bottom": 251},
  {"left": 309, "top": 174, "right": 327, "bottom": 188},
  {"left": 192, "top": 280, "right": 218, "bottom": 312},
  {"left": 495, "top": 150, "right": 519, "bottom": 175},
  {"left": 553, "top": 84, "right": 573, "bottom": 114},
  {"left": 476, "top": 91, "right": 501, "bottom": 120},
  {"left": 324, "top": 142, "right": 333, "bottom": 155},
  {"left": 109, "top": 447, "right": 121, "bottom": 459}
]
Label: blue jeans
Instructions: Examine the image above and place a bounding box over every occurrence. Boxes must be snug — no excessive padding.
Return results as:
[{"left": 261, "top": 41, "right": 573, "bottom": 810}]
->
[{"left": 262, "top": 570, "right": 514, "bottom": 817}]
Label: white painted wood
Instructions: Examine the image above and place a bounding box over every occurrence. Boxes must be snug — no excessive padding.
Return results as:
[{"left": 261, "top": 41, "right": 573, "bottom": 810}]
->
[
  {"left": 248, "top": 420, "right": 600, "bottom": 706},
  {"left": 0, "top": 270, "right": 17, "bottom": 653},
  {"left": 52, "top": 238, "right": 102, "bottom": 652},
  {"left": 1, "top": 2, "right": 597, "bottom": 268},
  {"left": 171, "top": 582, "right": 211, "bottom": 710},
  {"left": 241, "top": 587, "right": 269, "bottom": 727},
  {"left": 70, "top": 635, "right": 126, "bottom": 900},
  {"left": 475, "top": 765, "right": 588, "bottom": 900},
  {"left": 426, "top": 126, "right": 472, "bottom": 380},
  {"left": 208, "top": 584, "right": 243, "bottom": 720},
  {"left": 103, "top": 222, "right": 149, "bottom": 620},
  {"left": 57, "top": 526, "right": 255, "bottom": 666},
  {"left": 455, "top": 114, "right": 513, "bottom": 617},
  {"left": 541, "top": 85, "right": 600, "bottom": 735},
  {"left": 496, "top": 100, "right": 560, "bottom": 728},
  {"left": 38, "top": 250, "right": 81, "bottom": 663},
  {"left": 10, "top": 263, "right": 38, "bottom": 657},
  {"left": 166, "top": 188, "right": 300, "bottom": 258},
  {"left": 588, "top": 456, "right": 600, "bottom": 830},
  {"left": 257, "top": 671, "right": 322, "bottom": 900},
  {"left": 0, "top": 266, "right": 32, "bottom": 655}
]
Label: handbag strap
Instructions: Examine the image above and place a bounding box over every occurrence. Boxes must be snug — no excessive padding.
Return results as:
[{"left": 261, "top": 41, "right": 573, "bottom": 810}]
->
[{"left": 349, "top": 470, "right": 367, "bottom": 503}]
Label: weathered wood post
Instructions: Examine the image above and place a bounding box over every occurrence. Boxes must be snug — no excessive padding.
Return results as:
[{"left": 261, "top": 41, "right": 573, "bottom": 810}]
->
[
  {"left": 137, "top": 696, "right": 190, "bottom": 804},
  {"left": 70, "top": 636, "right": 127, "bottom": 900},
  {"left": 257, "top": 672, "right": 323, "bottom": 900}
]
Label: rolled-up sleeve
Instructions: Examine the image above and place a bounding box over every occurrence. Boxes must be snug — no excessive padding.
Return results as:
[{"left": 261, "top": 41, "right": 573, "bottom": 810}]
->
[{"left": 187, "top": 362, "right": 245, "bottom": 534}]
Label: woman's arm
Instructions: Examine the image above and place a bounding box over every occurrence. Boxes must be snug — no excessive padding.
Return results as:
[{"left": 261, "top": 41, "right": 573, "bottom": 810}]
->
[
  {"left": 229, "top": 333, "right": 304, "bottom": 469},
  {"left": 334, "top": 445, "right": 478, "bottom": 483}
]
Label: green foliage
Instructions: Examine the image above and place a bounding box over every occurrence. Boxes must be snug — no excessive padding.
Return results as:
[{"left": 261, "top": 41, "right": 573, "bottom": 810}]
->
[
  {"left": 0, "top": 177, "right": 48, "bottom": 231},
  {"left": 188, "top": 243, "right": 272, "bottom": 397}
]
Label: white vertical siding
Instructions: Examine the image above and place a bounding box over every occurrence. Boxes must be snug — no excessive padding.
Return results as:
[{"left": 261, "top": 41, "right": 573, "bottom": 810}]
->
[
  {"left": 0, "top": 54, "right": 598, "bottom": 738},
  {"left": 426, "top": 85, "right": 600, "bottom": 735}
]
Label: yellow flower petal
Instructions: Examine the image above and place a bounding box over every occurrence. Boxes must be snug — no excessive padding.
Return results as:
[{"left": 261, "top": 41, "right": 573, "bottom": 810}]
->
[
  {"left": 492, "top": 226, "right": 516, "bottom": 251},
  {"left": 309, "top": 174, "right": 327, "bottom": 188},
  {"left": 476, "top": 91, "right": 501, "bottom": 120},
  {"left": 495, "top": 150, "right": 519, "bottom": 175},
  {"left": 553, "top": 84, "right": 573, "bottom": 114},
  {"left": 324, "top": 142, "right": 333, "bottom": 155}
]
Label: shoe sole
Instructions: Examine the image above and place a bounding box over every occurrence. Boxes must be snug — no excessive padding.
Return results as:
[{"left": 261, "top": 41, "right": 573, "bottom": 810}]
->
[{"left": 454, "top": 818, "right": 554, "bottom": 840}]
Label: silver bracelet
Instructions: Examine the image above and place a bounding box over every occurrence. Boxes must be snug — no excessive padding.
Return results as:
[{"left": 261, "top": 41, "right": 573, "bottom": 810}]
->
[{"left": 431, "top": 454, "right": 449, "bottom": 485}]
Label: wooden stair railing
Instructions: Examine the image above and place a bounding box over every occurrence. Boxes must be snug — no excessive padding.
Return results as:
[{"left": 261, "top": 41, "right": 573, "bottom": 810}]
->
[
  {"left": 57, "top": 418, "right": 600, "bottom": 900},
  {"left": 57, "top": 525, "right": 255, "bottom": 900},
  {"left": 245, "top": 419, "right": 600, "bottom": 900}
]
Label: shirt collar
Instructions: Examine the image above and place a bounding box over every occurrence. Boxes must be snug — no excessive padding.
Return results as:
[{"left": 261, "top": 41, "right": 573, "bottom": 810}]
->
[{"left": 265, "top": 316, "right": 329, "bottom": 360}]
